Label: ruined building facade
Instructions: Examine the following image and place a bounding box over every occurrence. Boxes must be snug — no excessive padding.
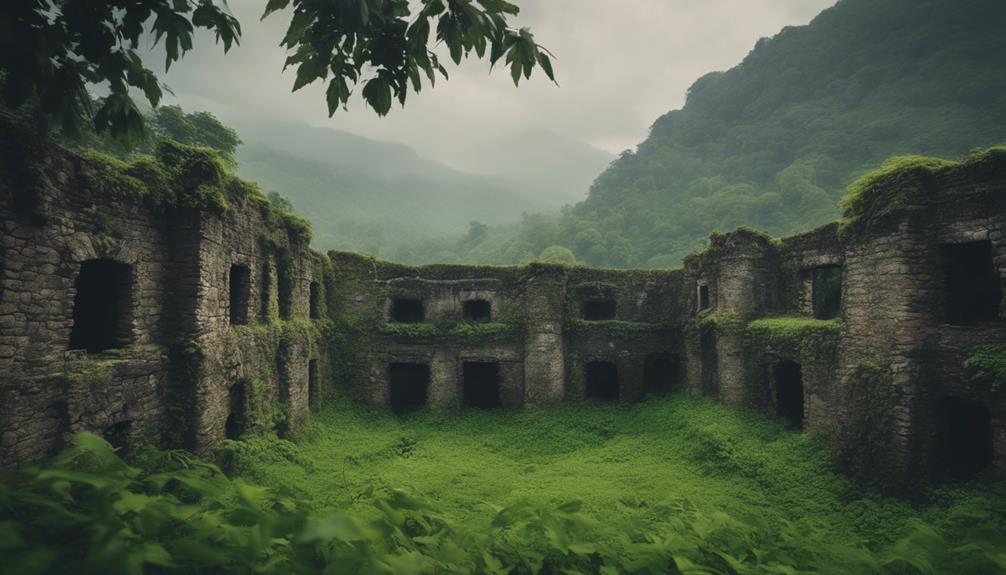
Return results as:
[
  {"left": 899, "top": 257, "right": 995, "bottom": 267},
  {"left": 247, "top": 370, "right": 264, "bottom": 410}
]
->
[{"left": 2, "top": 134, "right": 1004, "bottom": 489}]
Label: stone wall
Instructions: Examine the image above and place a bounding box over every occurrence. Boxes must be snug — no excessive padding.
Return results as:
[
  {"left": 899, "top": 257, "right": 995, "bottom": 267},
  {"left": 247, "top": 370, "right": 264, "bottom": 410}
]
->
[{"left": 0, "top": 131, "right": 332, "bottom": 466}]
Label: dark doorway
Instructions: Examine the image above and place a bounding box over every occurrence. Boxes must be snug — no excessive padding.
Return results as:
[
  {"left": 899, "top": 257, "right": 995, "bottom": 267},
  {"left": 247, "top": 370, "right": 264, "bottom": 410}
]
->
[
  {"left": 582, "top": 300, "right": 616, "bottom": 321},
  {"left": 309, "top": 282, "right": 321, "bottom": 319},
  {"left": 942, "top": 241, "right": 1002, "bottom": 325},
  {"left": 463, "top": 362, "right": 501, "bottom": 409},
  {"left": 699, "top": 284, "right": 710, "bottom": 311},
  {"left": 585, "top": 361, "right": 619, "bottom": 402},
  {"left": 811, "top": 266, "right": 843, "bottom": 320},
  {"left": 308, "top": 359, "right": 319, "bottom": 409},
  {"left": 463, "top": 299, "right": 492, "bottom": 323},
  {"left": 229, "top": 264, "right": 251, "bottom": 325},
  {"left": 103, "top": 420, "right": 132, "bottom": 450},
  {"left": 389, "top": 363, "right": 430, "bottom": 413},
  {"left": 391, "top": 298, "right": 425, "bottom": 323},
  {"left": 939, "top": 396, "right": 993, "bottom": 478},
  {"left": 644, "top": 354, "right": 681, "bottom": 395},
  {"left": 225, "top": 381, "right": 246, "bottom": 440},
  {"left": 69, "top": 259, "right": 133, "bottom": 352},
  {"left": 774, "top": 361, "right": 804, "bottom": 428}
]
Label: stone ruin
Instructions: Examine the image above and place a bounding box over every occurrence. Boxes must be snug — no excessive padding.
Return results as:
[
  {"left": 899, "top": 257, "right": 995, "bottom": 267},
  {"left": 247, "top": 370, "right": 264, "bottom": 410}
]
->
[{"left": 2, "top": 129, "right": 1004, "bottom": 490}]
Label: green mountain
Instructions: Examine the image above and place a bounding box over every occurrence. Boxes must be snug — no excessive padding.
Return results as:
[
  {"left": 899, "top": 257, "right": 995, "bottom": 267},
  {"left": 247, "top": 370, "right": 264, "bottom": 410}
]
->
[{"left": 544, "top": 0, "right": 1006, "bottom": 267}]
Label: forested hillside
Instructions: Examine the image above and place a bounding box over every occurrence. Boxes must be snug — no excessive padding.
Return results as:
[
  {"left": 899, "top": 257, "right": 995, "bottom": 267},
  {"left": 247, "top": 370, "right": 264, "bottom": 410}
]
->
[{"left": 474, "top": 0, "right": 1006, "bottom": 268}]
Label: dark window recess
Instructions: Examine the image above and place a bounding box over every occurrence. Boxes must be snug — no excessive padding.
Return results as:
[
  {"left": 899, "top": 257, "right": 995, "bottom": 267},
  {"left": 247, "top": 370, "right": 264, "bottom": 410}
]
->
[
  {"left": 391, "top": 298, "right": 425, "bottom": 323},
  {"left": 309, "top": 281, "right": 321, "bottom": 319},
  {"left": 225, "top": 382, "right": 246, "bottom": 440},
  {"left": 581, "top": 300, "right": 616, "bottom": 321},
  {"left": 811, "top": 266, "right": 843, "bottom": 320},
  {"left": 463, "top": 300, "right": 492, "bottom": 323},
  {"left": 308, "top": 359, "right": 320, "bottom": 409},
  {"left": 699, "top": 285, "right": 711, "bottom": 311},
  {"left": 229, "top": 264, "right": 251, "bottom": 325},
  {"left": 69, "top": 259, "right": 133, "bottom": 352},
  {"left": 939, "top": 396, "right": 993, "bottom": 478},
  {"left": 644, "top": 354, "right": 681, "bottom": 395},
  {"left": 774, "top": 361, "right": 804, "bottom": 428},
  {"left": 389, "top": 363, "right": 429, "bottom": 413},
  {"left": 585, "top": 361, "right": 619, "bottom": 402},
  {"left": 463, "top": 362, "right": 501, "bottom": 409},
  {"left": 942, "top": 241, "right": 1002, "bottom": 325},
  {"left": 277, "top": 263, "right": 294, "bottom": 320},
  {"left": 103, "top": 420, "right": 132, "bottom": 451}
]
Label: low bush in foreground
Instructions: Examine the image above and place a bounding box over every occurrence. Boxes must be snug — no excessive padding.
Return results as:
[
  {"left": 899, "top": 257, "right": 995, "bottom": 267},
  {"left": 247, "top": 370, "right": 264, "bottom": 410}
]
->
[{"left": 1, "top": 395, "right": 1004, "bottom": 574}]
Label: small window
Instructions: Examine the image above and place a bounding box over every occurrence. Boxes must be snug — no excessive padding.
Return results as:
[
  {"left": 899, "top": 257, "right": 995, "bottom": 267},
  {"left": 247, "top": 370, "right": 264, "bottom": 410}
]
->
[
  {"left": 463, "top": 362, "right": 501, "bottom": 409},
  {"left": 644, "top": 354, "right": 681, "bottom": 395},
  {"left": 585, "top": 361, "right": 619, "bottom": 402},
  {"left": 308, "top": 359, "right": 319, "bottom": 409},
  {"left": 938, "top": 396, "right": 993, "bottom": 478},
  {"left": 389, "top": 363, "right": 430, "bottom": 413},
  {"left": 391, "top": 298, "right": 425, "bottom": 323},
  {"left": 463, "top": 300, "right": 492, "bottom": 323},
  {"left": 942, "top": 241, "right": 1002, "bottom": 325},
  {"left": 69, "top": 259, "right": 133, "bottom": 352},
  {"left": 774, "top": 361, "right": 804, "bottom": 428},
  {"left": 278, "top": 262, "right": 294, "bottom": 321},
  {"left": 698, "top": 284, "right": 710, "bottom": 311},
  {"left": 309, "top": 281, "right": 321, "bottom": 319},
  {"left": 229, "top": 264, "right": 251, "bottom": 325},
  {"left": 581, "top": 300, "right": 616, "bottom": 321},
  {"left": 811, "top": 266, "right": 842, "bottom": 320}
]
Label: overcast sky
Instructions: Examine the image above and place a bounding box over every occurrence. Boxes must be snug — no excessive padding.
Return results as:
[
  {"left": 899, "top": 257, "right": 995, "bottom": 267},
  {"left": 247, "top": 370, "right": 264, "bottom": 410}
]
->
[{"left": 159, "top": 0, "right": 837, "bottom": 167}]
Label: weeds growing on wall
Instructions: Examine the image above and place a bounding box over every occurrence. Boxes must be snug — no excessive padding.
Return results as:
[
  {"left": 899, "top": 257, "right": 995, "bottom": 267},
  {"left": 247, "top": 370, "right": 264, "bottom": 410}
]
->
[{"left": 3, "top": 395, "right": 1005, "bottom": 574}]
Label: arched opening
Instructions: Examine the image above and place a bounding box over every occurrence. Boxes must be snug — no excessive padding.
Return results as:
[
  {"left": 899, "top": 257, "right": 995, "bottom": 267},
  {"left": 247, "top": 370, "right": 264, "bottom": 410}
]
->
[
  {"left": 390, "top": 298, "right": 425, "bottom": 323},
  {"left": 308, "top": 359, "right": 319, "bottom": 409},
  {"left": 581, "top": 300, "right": 616, "bottom": 321},
  {"left": 463, "top": 362, "right": 501, "bottom": 409},
  {"left": 939, "top": 396, "right": 993, "bottom": 478},
  {"left": 644, "top": 354, "right": 681, "bottom": 395},
  {"left": 229, "top": 264, "right": 251, "bottom": 325},
  {"left": 942, "top": 241, "right": 1002, "bottom": 324},
  {"left": 69, "top": 259, "right": 133, "bottom": 352},
  {"left": 389, "top": 363, "right": 429, "bottom": 413},
  {"left": 463, "top": 299, "right": 492, "bottom": 323},
  {"left": 811, "top": 265, "right": 842, "bottom": 320},
  {"left": 309, "top": 281, "right": 321, "bottom": 319},
  {"left": 774, "top": 361, "right": 804, "bottom": 428},
  {"left": 585, "top": 361, "right": 619, "bottom": 402}
]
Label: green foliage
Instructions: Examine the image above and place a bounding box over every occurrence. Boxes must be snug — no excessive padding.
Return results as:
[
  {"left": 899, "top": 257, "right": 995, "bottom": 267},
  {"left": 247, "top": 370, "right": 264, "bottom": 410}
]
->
[
  {"left": 835, "top": 364, "right": 903, "bottom": 491},
  {"left": 746, "top": 316, "right": 842, "bottom": 353},
  {"left": 537, "top": 245, "right": 577, "bottom": 265},
  {"left": 698, "top": 310, "right": 743, "bottom": 333},
  {"left": 0, "top": 1, "right": 239, "bottom": 139},
  {"left": 965, "top": 344, "right": 1006, "bottom": 392},
  {"left": 5, "top": 397, "right": 1006, "bottom": 573}
]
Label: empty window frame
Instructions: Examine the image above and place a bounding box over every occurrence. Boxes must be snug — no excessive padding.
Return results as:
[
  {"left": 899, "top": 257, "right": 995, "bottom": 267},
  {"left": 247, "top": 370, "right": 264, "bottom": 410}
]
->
[
  {"left": 698, "top": 284, "right": 711, "bottom": 311},
  {"left": 229, "top": 264, "right": 251, "bottom": 325},
  {"left": 389, "top": 363, "right": 430, "bottom": 413},
  {"left": 309, "top": 281, "right": 321, "bottom": 319},
  {"left": 942, "top": 241, "right": 1002, "bottom": 325},
  {"left": 463, "top": 361, "right": 501, "bottom": 409},
  {"left": 69, "top": 259, "right": 133, "bottom": 352},
  {"left": 811, "top": 265, "right": 842, "bottom": 320},
  {"left": 585, "top": 361, "right": 619, "bottom": 402},
  {"left": 390, "top": 298, "right": 425, "bottom": 323},
  {"left": 581, "top": 300, "right": 616, "bottom": 321},
  {"left": 463, "top": 299, "right": 492, "bottom": 323}
]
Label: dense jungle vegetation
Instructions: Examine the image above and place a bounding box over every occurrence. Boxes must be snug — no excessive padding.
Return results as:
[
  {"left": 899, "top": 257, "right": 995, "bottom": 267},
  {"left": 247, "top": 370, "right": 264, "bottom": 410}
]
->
[
  {"left": 387, "top": 0, "right": 1006, "bottom": 267},
  {"left": 3, "top": 394, "right": 1004, "bottom": 574}
]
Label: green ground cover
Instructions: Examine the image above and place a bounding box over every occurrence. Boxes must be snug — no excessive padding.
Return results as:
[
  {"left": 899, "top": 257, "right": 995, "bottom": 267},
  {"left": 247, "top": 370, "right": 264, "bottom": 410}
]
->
[{"left": 4, "top": 394, "right": 1005, "bottom": 574}]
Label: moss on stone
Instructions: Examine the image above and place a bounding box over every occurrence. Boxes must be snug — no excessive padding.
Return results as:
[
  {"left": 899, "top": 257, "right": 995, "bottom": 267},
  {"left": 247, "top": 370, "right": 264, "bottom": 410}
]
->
[
  {"left": 964, "top": 344, "right": 1006, "bottom": 393},
  {"left": 834, "top": 363, "right": 902, "bottom": 492},
  {"left": 745, "top": 316, "right": 842, "bottom": 351},
  {"left": 697, "top": 310, "right": 743, "bottom": 333},
  {"left": 839, "top": 145, "right": 1006, "bottom": 235}
]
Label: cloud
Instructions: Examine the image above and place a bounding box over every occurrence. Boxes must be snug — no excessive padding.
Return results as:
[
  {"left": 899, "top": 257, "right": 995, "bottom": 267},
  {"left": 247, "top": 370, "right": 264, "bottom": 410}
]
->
[{"left": 158, "top": 0, "right": 836, "bottom": 166}]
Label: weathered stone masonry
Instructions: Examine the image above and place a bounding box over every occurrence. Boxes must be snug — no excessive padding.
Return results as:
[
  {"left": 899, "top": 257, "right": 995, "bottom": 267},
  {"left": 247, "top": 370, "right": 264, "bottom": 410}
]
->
[
  {"left": 0, "top": 136, "right": 333, "bottom": 466},
  {"left": 2, "top": 132, "right": 1003, "bottom": 489}
]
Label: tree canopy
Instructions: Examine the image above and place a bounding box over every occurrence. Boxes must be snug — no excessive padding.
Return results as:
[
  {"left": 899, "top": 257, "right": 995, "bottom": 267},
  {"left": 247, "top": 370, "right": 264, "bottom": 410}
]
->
[{"left": 1, "top": 0, "right": 553, "bottom": 139}]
